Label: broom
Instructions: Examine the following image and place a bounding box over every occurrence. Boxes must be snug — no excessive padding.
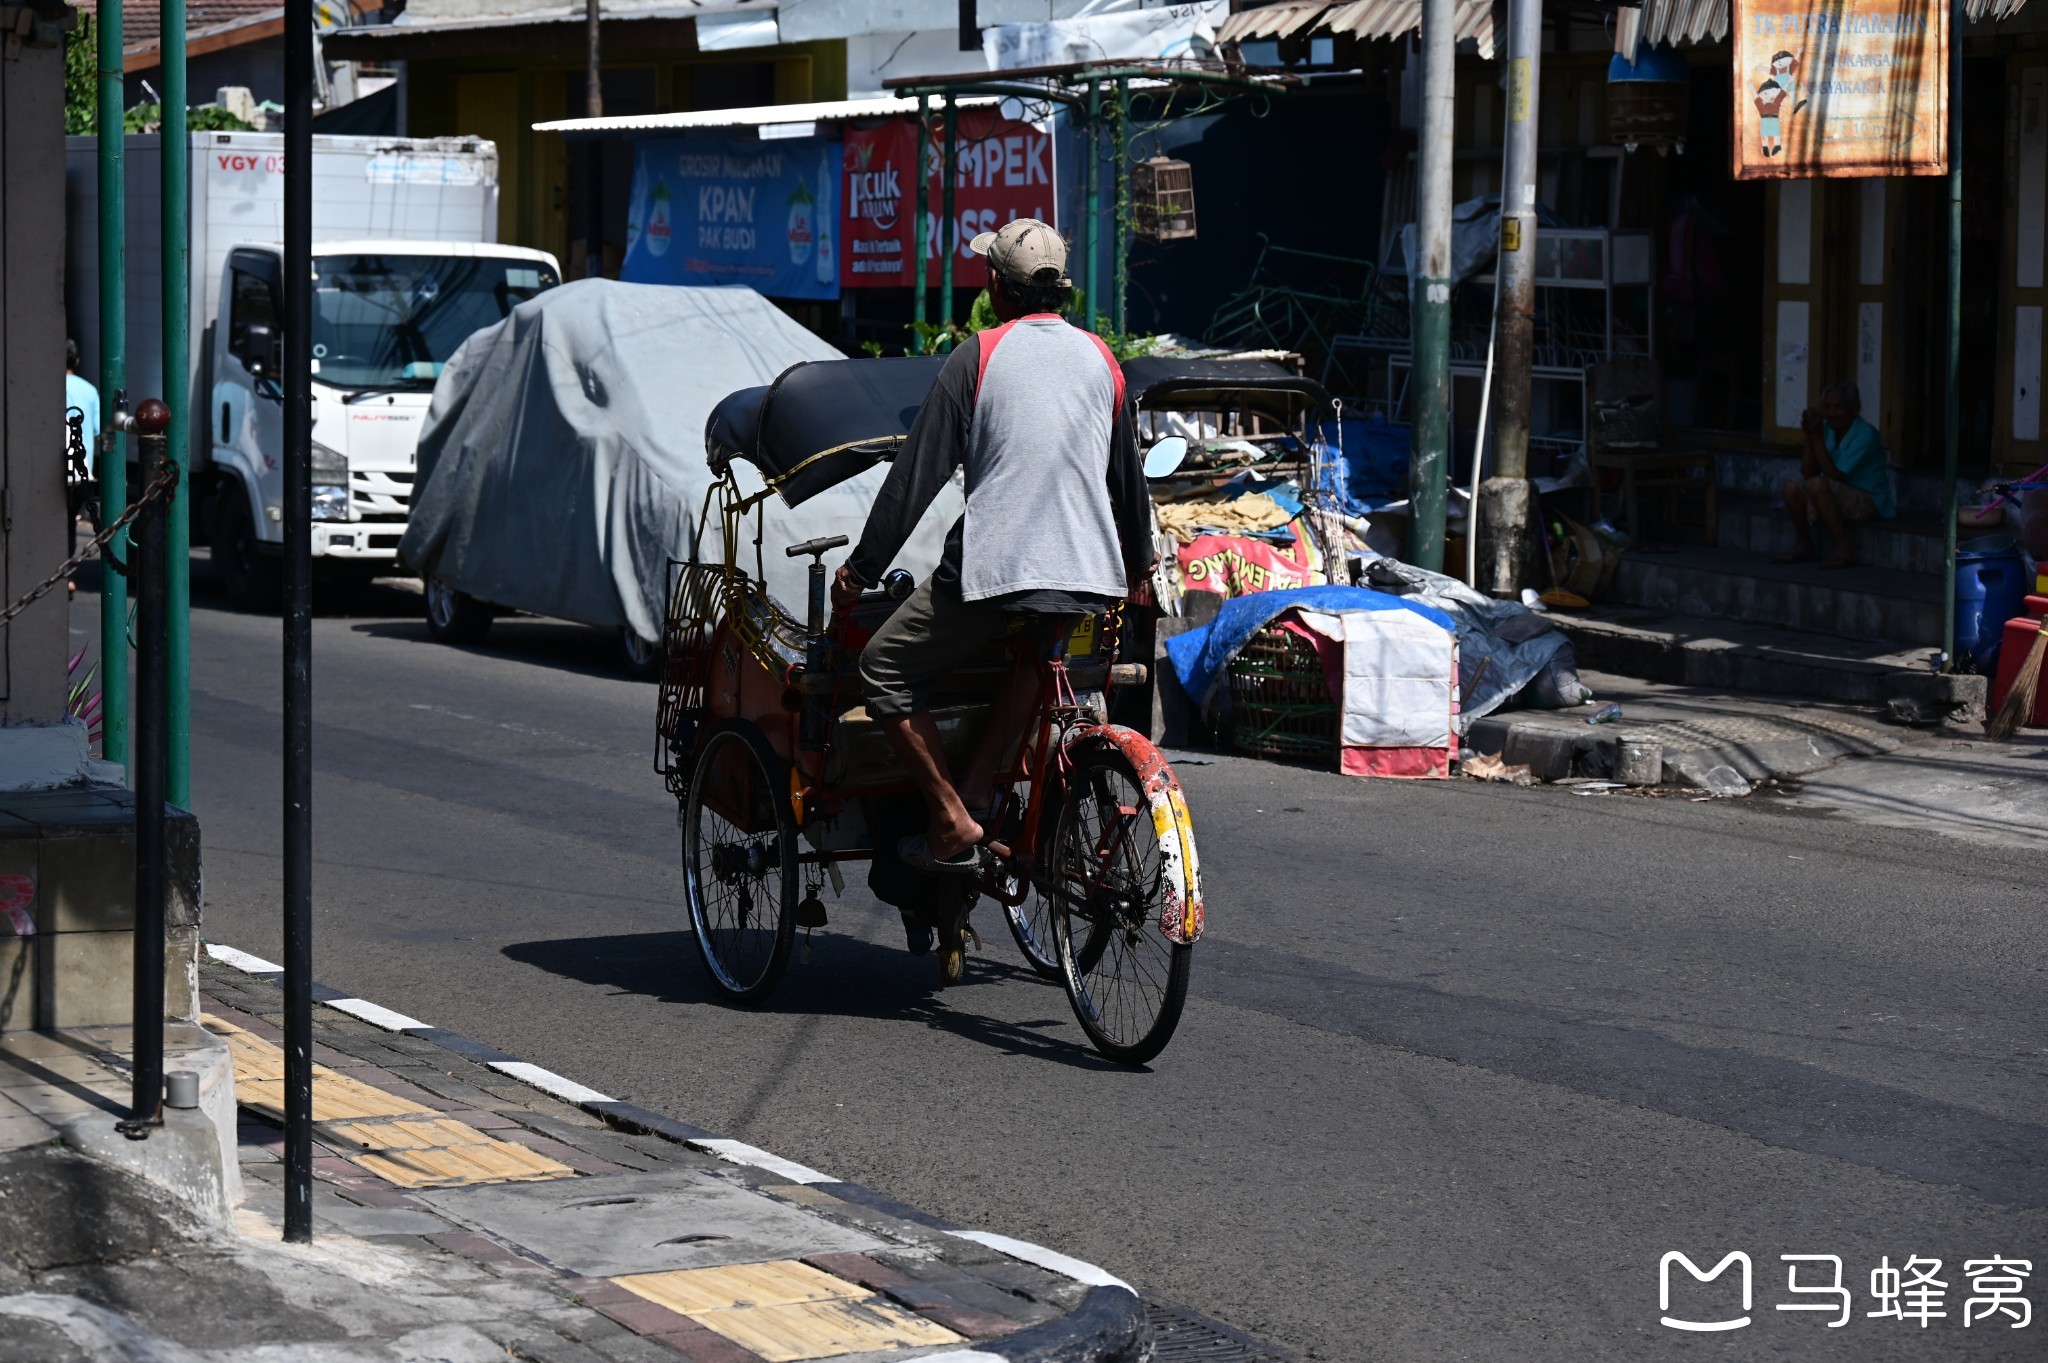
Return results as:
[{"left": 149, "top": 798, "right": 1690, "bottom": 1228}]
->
[{"left": 1990, "top": 619, "right": 2048, "bottom": 739}]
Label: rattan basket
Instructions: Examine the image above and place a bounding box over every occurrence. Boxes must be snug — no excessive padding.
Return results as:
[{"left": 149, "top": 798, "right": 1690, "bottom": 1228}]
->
[{"left": 1226, "top": 623, "right": 1336, "bottom": 762}]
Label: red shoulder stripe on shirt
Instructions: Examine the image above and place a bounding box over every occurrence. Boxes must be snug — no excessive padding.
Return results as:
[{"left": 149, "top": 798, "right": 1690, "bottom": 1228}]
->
[
  {"left": 973, "top": 322, "right": 1018, "bottom": 402},
  {"left": 1080, "top": 328, "right": 1127, "bottom": 413}
]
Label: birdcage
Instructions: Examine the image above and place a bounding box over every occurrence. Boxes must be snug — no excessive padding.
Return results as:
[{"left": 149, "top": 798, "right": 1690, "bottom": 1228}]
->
[{"left": 1132, "top": 156, "right": 1197, "bottom": 241}]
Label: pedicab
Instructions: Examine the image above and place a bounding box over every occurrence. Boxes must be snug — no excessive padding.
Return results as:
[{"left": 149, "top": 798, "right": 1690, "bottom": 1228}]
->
[{"left": 654, "top": 357, "right": 1203, "bottom": 1065}]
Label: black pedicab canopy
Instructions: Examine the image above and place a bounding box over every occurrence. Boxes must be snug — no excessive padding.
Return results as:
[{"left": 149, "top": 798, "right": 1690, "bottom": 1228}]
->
[
  {"left": 706, "top": 356, "right": 948, "bottom": 507},
  {"left": 1121, "top": 356, "right": 1336, "bottom": 426}
]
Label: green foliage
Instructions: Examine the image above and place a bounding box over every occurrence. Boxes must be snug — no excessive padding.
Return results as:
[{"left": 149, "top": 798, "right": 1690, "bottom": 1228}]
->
[
  {"left": 857, "top": 340, "right": 886, "bottom": 358},
  {"left": 64, "top": 15, "right": 95, "bottom": 135},
  {"left": 122, "top": 103, "right": 258, "bottom": 133},
  {"left": 967, "top": 289, "right": 998, "bottom": 333}
]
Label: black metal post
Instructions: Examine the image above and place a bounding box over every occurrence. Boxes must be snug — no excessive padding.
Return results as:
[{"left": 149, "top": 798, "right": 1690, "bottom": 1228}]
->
[
  {"left": 283, "top": 0, "right": 316, "bottom": 1245},
  {"left": 958, "top": 0, "right": 977, "bottom": 51},
  {"left": 119, "top": 400, "right": 172, "bottom": 1141}
]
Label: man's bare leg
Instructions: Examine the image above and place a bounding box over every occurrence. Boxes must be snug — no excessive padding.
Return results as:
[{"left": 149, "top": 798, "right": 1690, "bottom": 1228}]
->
[
  {"left": 880, "top": 712, "right": 982, "bottom": 860},
  {"left": 1776, "top": 477, "right": 1818, "bottom": 562},
  {"left": 957, "top": 656, "right": 1045, "bottom": 821},
  {"left": 1805, "top": 475, "right": 1857, "bottom": 567}
]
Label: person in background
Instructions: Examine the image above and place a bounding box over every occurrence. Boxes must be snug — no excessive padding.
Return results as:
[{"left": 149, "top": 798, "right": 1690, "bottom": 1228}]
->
[
  {"left": 1777, "top": 381, "right": 1893, "bottom": 569},
  {"left": 65, "top": 338, "right": 101, "bottom": 565}
]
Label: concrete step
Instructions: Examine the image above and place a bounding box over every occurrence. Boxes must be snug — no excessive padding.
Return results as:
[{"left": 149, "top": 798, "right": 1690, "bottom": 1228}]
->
[
  {"left": 1706, "top": 446, "right": 1979, "bottom": 521},
  {"left": 1715, "top": 493, "right": 1950, "bottom": 575},
  {"left": 1551, "top": 605, "right": 1984, "bottom": 716},
  {"left": 1608, "top": 546, "right": 1943, "bottom": 645}
]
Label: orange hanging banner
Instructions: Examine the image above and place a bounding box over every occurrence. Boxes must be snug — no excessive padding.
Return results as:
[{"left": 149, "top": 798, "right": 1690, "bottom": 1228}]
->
[{"left": 1731, "top": 0, "right": 1947, "bottom": 180}]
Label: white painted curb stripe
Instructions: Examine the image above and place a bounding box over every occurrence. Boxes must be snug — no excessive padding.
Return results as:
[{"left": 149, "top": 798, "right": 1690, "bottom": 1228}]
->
[
  {"left": 694, "top": 1138, "right": 838, "bottom": 1185},
  {"left": 205, "top": 943, "right": 283, "bottom": 974},
  {"left": 487, "top": 1060, "right": 615, "bottom": 1105},
  {"left": 326, "top": 998, "right": 430, "bottom": 1032},
  {"left": 915, "top": 1352, "right": 1009, "bottom": 1362},
  {"left": 949, "top": 1230, "right": 1134, "bottom": 1293}
]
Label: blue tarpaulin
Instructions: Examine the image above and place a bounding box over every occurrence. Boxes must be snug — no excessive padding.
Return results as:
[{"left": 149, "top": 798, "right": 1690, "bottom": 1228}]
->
[{"left": 1165, "top": 586, "right": 1455, "bottom": 707}]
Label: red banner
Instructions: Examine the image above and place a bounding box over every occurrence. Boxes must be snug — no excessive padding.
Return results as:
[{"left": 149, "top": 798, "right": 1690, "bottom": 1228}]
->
[{"left": 841, "top": 111, "right": 1056, "bottom": 289}]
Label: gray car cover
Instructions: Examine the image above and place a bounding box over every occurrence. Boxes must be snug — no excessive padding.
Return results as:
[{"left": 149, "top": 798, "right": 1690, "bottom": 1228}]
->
[{"left": 401, "top": 280, "right": 960, "bottom": 643}]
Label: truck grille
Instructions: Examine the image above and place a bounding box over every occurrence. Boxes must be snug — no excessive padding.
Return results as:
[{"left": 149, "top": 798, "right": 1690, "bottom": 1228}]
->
[{"left": 350, "top": 469, "right": 413, "bottom": 521}]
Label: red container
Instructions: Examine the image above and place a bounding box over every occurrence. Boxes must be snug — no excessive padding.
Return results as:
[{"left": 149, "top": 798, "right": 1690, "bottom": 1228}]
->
[{"left": 1989, "top": 594, "right": 2048, "bottom": 728}]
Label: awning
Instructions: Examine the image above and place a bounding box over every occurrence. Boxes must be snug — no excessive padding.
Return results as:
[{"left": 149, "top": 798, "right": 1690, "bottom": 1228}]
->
[
  {"left": 1217, "top": 1, "right": 1495, "bottom": 61},
  {"left": 535, "top": 94, "right": 1002, "bottom": 137},
  {"left": 1221, "top": 0, "right": 2031, "bottom": 57},
  {"left": 323, "top": 0, "right": 771, "bottom": 60}
]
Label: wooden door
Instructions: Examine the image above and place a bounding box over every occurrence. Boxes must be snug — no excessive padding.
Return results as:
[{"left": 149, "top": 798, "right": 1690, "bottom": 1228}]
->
[
  {"left": 1762, "top": 179, "right": 1832, "bottom": 445},
  {"left": 1998, "top": 59, "right": 2048, "bottom": 470},
  {"left": 454, "top": 73, "right": 522, "bottom": 246}
]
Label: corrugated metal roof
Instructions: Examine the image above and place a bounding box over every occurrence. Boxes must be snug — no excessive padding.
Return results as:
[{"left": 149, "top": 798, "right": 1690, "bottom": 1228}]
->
[
  {"left": 1218, "top": 0, "right": 1494, "bottom": 59},
  {"left": 1224, "top": 0, "right": 2033, "bottom": 57}
]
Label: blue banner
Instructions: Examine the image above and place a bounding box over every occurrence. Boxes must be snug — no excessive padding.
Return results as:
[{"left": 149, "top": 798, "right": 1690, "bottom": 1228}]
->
[{"left": 622, "top": 137, "right": 841, "bottom": 301}]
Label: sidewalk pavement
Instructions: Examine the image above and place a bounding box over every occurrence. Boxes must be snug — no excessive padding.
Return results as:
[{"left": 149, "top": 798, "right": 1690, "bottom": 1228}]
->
[
  {"left": 0, "top": 955, "right": 1168, "bottom": 1363},
  {"left": 1462, "top": 669, "right": 2048, "bottom": 847}
]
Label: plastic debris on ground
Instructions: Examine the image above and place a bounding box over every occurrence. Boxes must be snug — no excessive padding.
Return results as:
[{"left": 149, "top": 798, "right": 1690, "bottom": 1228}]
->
[
  {"left": 1461, "top": 753, "right": 1536, "bottom": 786},
  {"left": 1698, "top": 765, "right": 1751, "bottom": 797}
]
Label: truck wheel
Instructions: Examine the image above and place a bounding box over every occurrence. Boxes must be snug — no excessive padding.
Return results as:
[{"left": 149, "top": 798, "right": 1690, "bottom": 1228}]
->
[
  {"left": 618, "top": 627, "right": 662, "bottom": 681},
  {"left": 425, "top": 577, "right": 493, "bottom": 645},
  {"left": 212, "top": 486, "right": 282, "bottom": 612}
]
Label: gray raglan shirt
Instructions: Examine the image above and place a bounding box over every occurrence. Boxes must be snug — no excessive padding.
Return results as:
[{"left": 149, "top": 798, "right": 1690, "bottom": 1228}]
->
[{"left": 846, "top": 315, "right": 1150, "bottom": 612}]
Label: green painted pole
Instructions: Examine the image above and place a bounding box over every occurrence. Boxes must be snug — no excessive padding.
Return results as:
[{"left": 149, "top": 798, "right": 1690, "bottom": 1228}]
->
[
  {"left": 1942, "top": 0, "right": 1962, "bottom": 669},
  {"left": 913, "top": 94, "right": 930, "bottom": 329},
  {"left": 162, "top": 0, "right": 192, "bottom": 806},
  {"left": 1408, "top": 0, "right": 1455, "bottom": 574},
  {"left": 940, "top": 93, "right": 957, "bottom": 335},
  {"left": 1113, "top": 77, "right": 1130, "bottom": 336},
  {"left": 1082, "top": 80, "right": 1099, "bottom": 331},
  {"left": 97, "top": 0, "right": 129, "bottom": 773}
]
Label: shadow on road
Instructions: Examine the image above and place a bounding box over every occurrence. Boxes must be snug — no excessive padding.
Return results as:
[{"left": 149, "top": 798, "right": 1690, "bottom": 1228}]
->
[{"left": 502, "top": 928, "right": 1127, "bottom": 1072}]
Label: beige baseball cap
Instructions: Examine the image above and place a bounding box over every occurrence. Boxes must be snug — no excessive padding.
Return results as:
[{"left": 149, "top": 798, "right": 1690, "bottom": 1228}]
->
[{"left": 968, "top": 217, "right": 1071, "bottom": 287}]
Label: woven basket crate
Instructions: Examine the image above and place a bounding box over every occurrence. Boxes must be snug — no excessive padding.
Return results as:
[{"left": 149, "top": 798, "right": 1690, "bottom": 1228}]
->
[{"left": 1226, "top": 623, "right": 1336, "bottom": 762}]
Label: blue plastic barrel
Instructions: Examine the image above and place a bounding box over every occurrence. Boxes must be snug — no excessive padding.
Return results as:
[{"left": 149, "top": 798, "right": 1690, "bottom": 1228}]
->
[{"left": 1954, "top": 538, "right": 2030, "bottom": 673}]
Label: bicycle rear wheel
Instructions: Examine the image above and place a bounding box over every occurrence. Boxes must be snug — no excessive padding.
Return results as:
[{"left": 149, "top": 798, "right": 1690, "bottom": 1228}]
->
[
  {"left": 1049, "top": 745, "right": 1193, "bottom": 1064},
  {"left": 683, "top": 719, "right": 796, "bottom": 1004}
]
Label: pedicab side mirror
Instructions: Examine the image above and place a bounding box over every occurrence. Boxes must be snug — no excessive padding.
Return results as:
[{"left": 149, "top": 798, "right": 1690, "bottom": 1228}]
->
[{"left": 1144, "top": 436, "right": 1190, "bottom": 478}]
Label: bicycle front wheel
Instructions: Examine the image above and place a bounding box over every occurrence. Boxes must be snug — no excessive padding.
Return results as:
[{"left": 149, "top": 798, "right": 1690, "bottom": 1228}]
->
[{"left": 1049, "top": 744, "right": 1193, "bottom": 1064}]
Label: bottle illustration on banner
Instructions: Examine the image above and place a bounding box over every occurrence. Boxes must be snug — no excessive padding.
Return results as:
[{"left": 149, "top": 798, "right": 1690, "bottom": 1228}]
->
[
  {"left": 646, "top": 177, "right": 673, "bottom": 257},
  {"left": 814, "top": 148, "right": 836, "bottom": 285},
  {"left": 625, "top": 159, "right": 649, "bottom": 253},
  {"left": 787, "top": 175, "right": 816, "bottom": 267}
]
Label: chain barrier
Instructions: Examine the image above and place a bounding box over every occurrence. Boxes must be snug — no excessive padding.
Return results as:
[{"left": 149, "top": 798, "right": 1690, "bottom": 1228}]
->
[{"left": 0, "top": 456, "right": 178, "bottom": 630}]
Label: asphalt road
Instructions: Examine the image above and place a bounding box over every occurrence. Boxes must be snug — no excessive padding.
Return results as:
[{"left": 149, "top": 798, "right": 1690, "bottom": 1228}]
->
[{"left": 73, "top": 563, "right": 2048, "bottom": 1361}]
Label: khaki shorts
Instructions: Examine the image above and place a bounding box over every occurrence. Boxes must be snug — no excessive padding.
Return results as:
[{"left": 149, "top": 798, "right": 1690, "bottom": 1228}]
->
[
  {"left": 1820, "top": 480, "right": 1878, "bottom": 522},
  {"left": 858, "top": 577, "right": 1064, "bottom": 719}
]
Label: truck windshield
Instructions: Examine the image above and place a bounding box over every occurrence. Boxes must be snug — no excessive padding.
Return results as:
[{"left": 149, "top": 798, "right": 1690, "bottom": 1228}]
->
[{"left": 311, "top": 254, "right": 558, "bottom": 389}]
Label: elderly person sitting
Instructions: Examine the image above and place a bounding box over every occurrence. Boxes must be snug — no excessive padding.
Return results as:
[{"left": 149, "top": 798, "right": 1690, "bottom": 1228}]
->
[{"left": 1778, "top": 381, "right": 1894, "bottom": 568}]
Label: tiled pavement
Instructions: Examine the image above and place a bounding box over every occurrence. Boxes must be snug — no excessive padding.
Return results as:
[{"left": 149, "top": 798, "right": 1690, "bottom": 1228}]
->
[{"left": 201, "top": 960, "right": 1126, "bottom": 1363}]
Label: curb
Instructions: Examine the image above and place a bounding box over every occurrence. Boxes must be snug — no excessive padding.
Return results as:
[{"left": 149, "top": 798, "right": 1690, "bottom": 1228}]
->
[
  {"left": 1464, "top": 710, "right": 1899, "bottom": 788},
  {"left": 202, "top": 941, "right": 1150, "bottom": 1363}
]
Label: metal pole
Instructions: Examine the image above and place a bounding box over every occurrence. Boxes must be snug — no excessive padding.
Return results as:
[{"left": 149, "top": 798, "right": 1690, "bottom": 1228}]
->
[
  {"left": 585, "top": 0, "right": 602, "bottom": 118},
  {"left": 97, "top": 0, "right": 129, "bottom": 773},
  {"left": 1407, "top": 18, "right": 1454, "bottom": 575},
  {"left": 958, "top": 0, "right": 977, "bottom": 51},
  {"left": 1114, "top": 77, "right": 1131, "bottom": 335},
  {"left": 163, "top": 0, "right": 192, "bottom": 806},
  {"left": 1942, "top": 0, "right": 1962, "bottom": 669},
  {"left": 118, "top": 402, "right": 171, "bottom": 1142},
  {"left": 283, "top": 0, "right": 316, "bottom": 1245},
  {"left": 1478, "top": 0, "right": 1541, "bottom": 596},
  {"left": 1083, "top": 80, "right": 1099, "bottom": 330},
  {"left": 941, "top": 93, "right": 957, "bottom": 331},
  {"left": 914, "top": 95, "right": 930, "bottom": 328}
]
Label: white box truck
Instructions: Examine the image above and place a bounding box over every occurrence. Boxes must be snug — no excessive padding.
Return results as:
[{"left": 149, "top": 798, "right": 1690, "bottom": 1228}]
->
[{"left": 65, "top": 133, "right": 561, "bottom": 607}]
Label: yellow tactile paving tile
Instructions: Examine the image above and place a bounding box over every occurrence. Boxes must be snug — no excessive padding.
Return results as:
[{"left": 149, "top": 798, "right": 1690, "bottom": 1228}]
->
[
  {"left": 204, "top": 1013, "right": 574, "bottom": 1189},
  {"left": 351, "top": 1138, "right": 572, "bottom": 1189},
  {"left": 616, "top": 1260, "right": 865, "bottom": 1315},
  {"left": 689, "top": 1296, "right": 964, "bottom": 1362},
  {"left": 204, "top": 1013, "right": 428, "bottom": 1122}
]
